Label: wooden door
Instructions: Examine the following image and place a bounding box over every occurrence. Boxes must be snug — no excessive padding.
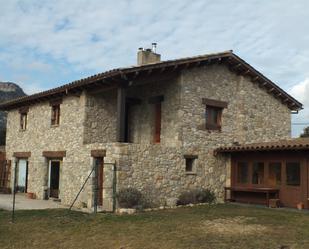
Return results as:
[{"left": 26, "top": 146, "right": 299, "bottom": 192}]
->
[
  {"left": 280, "top": 160, "right": 302, "bottom": 208},
  {"left": 17, "top": 159, "right": 28, "bottom": 193},
  {"left": 49, "top": 161, "right": 60, "bottom": 198},
  {"left": 96, "top": 158, "right": 104, "bottom": 206}
]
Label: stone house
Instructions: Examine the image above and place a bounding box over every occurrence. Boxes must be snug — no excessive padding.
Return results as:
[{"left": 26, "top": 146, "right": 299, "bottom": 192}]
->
[{"left": 0, "top": 49, "right": 304, "bottom": 211}]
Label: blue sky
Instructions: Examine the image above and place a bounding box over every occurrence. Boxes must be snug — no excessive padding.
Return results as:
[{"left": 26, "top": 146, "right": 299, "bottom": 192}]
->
[{"left": 1, "top": 0, "right": 309, "bottom": 136}]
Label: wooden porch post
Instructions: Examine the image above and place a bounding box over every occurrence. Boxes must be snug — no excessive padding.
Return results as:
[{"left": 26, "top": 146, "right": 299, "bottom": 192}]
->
[{"left": 116, "top": 86, "right": 126, "bottom": 142}]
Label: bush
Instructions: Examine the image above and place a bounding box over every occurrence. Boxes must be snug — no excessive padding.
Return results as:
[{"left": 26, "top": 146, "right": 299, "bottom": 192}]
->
[
  {"left": 177, "top": 189, "right": 216, "bottom": 206},
  {"left": 116, "top": 187, "right": 142, "bottom": 208}
]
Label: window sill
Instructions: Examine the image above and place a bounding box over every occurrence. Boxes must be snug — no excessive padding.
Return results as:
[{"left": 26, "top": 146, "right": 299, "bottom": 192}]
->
[
  {"left": 19, "top": 129, "right": 27, "bottom": 132},
  {"left": 50, "top": 124, "right": 60, "bottom": 128},
  {"left": 185, "top": 172, "right": 197, "bottom": 175}
]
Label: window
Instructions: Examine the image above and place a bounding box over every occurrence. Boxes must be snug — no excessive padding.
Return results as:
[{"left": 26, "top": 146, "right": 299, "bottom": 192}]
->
[
  {"left": 51, "top": 104, "right": 60, "bottom": 126},
  {"left": 252, "top": 162, "right": 264, "bottom": 184},
  {"left": 184, "top": 155, "right": 198, "bottom": 173},
  {"left": 20, "top": 113, "right": 27, "bottom": 130},
  {"left": 237, "top": 162, "right": 248, "bottom": 184},
  {"left": 206, "top": 106, "right": 222, "bottom": 130},
  {"left": 148, "top": 95, "right": 164, "bottom": 143},
  {"left": 286, "top": 162, "right": 300, "bottom": 186},
  {"left": 268, "top": 162, "right": 281, "bottom": 186},
  {"left": 202, "top": 98, "right": 228, "bottom": 131},
  {"left": 154, "top": 103, "right": 161, "bottom": 143}
]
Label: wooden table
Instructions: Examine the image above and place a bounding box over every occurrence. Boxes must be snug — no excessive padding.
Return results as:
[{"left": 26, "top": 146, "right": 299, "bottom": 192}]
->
[{"left": 224, "top": 186, "right": 280, "bottom": 206}]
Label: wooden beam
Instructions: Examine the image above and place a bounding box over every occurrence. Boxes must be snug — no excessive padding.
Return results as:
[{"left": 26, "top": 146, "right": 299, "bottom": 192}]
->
[
  {"left": 268, "top": 88, "right": 274, "bottom": 93},
  {"left": 116, "top": 86, "right": 126, "bottom": 142},
  {"left": 90, "top": 149, "right": 106, "bottom": 157},
  {"left": 13, "top": 152, "right": 31, "bottom": 158},
  {"left": 243, "top": 70, "right": 251, "bottom": 75},
  {"left": 120, "top": 72, "right": 128, "bottom": 80},
  {"left": 202, "top": 98, "right": 228, "bottom": 108},
  {"left": 42, "top": 151, "right": 66, "bottom": 158},
  {"left": 252, "top": 76, "right": 259, "bottom": 82},
  {"left": 232, "top": 63, "right": 242, "bottom": 70}
]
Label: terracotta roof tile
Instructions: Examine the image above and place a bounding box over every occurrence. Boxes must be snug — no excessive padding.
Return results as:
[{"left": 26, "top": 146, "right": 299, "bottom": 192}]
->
[
  {"left": 0, "top": 50, "right": 302, "bottom": 111},
  {"left": 215, "top": 138, "right": 309, "bottom": 153}
]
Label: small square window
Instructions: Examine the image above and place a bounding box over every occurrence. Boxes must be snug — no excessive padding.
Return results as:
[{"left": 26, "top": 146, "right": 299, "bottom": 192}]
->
[
  {"left": 186, "top": 158, "right": 194, "bottom": 172},
  {"left": 51, "top": 104, "right": 60, "bottom": 126},
  {"left": 20, "top": 113, "right": 27, "bottom": 130},
  {"left": 184, "top": 155, "right": 198, "bottom": 173},
  {"left": 205, "top": 106, "right": 222, "bottom": 130}
]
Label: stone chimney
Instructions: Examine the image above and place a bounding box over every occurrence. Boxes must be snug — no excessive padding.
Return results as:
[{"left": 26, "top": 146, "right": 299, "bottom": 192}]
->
[{"left": 137, "top": 43, "right": 161, "bottom": 65}]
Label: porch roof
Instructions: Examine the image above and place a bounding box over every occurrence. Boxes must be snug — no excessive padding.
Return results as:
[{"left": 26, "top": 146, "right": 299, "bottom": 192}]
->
[
  {"left": 0, "top": 50, "right": 303, "bottom": 111},
  {"left": 215, "top": 138, "right": 309, "bottom": 154}
]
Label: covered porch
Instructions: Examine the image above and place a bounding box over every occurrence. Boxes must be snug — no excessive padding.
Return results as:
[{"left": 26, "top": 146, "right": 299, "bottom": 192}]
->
[{"left": 216, "top": 138, "right": 309, "bottom": 209}]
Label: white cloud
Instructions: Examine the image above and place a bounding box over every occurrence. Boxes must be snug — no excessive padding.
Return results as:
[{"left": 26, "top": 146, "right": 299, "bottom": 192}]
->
[
  {"left": 290, "top": 78, "right": 309, "bottom": 136},
  {"left": 1, "top": 0, "right": 309, "bottom": 135}
]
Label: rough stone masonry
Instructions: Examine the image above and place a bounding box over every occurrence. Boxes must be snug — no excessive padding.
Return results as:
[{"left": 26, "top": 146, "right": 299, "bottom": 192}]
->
[{"left": 5, "top": 61, "right": 291, "bottom": 211}]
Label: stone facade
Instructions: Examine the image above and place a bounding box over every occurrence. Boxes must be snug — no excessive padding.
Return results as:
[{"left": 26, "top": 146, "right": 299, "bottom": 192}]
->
[{"left": 5, "top": 63, "right": 292, "bottom": 211}]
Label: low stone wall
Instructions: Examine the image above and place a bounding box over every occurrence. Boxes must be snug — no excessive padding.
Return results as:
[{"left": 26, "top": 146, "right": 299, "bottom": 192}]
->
[{"left": 107, "top": 143, "right": 229, "bottom": 207}]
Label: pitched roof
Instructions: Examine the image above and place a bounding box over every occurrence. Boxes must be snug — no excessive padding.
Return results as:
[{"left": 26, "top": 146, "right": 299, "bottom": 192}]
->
[
  {"left": 215, "top": 138, "right": 309, "bottom": 154},
  {"left": 0, "top": 50, "right": 303, "bottom": 111}
]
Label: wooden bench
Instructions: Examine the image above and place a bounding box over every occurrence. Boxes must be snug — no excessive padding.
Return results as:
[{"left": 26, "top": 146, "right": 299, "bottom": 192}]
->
[{"left": 224, "top": 186, "right": 280, "bottom": 207}]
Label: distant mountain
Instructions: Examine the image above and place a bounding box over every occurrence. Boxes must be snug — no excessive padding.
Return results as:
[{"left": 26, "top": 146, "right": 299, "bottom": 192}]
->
[
  {"left": 0, "top": 82, "right": 27, "bottom": 145},
  {"left": 0, "top": 82, "right": 26, "bottom": 103}
]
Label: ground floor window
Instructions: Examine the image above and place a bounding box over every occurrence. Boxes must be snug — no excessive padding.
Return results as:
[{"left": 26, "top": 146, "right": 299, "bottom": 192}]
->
[
  {"left": 237, "top": 162, "right": 248, "bottom": 183},
  {"left": 252, "top": 162, "right": 264, "bottom": 185},
  {"left": 286, "top": 162, "right": 300, "bottom": 186},
  {"left": 234, "top": 159, "right": 301, "bottom": 188},
  {"left": 268, "top": 162, "right": 282, "bottom": 186}
]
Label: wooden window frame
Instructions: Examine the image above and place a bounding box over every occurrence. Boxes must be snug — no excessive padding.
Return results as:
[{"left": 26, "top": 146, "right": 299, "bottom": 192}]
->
[
  {"left": 19, "top": 107, "right": 29, "bottom": 131},
  {"left": 203, "top": 98, "right": 228, "bottom": 131},
  {"left": 51, "top": 104, "right": 60, "bottom": 126},
  {"left": 205, "top": 106, "right": 223, "bottom": 131}
]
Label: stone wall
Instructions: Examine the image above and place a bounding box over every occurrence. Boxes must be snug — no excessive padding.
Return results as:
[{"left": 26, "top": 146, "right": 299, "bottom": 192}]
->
[
  {"left": 180, "top": 64, "right": 291, "bottom": 148},
  {"left": 108, "top": 64, "right": 291, "bottom": 205},
  {"left": 83, "top": 89, "right": 117, "bottom": 144},
  {"left": 5, "top": 92, "right": 107, "bottom": 208},
  {"left": 113, "top": 143, "right": 229, "bottom": 206},
  {"left": 4, "top": 63, "right": 293, "bottom": 210}
]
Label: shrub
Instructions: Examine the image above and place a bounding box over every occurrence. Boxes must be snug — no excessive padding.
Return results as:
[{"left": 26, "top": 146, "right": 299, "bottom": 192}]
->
[
  {"left": 177, "top": 189, "right": 216, "bottom": 206},
  {"left": 116, "top": 187, "right": 142, "bottom": 208}
]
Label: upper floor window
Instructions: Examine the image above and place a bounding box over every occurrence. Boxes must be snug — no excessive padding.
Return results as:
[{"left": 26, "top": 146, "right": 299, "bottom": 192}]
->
[
  {"left": 50, "top": 98, "right": 62, "bottom": 126},
  {"left": 202, "top": 98, "right": 228, "bottom": 131},
  {"left": 51, "top": 104, "right": 60, "bottom": 126},
  {"left": 19, "top": 107, "right": 29, "bottom": 131},
  {"left": 20, "top": 113, "right": 27, "bottom": 130},
  {"left": 206, "top": 106, "right": 222, "bottom": 130},
  {"left": 148, "top": 95, "right": 164, "bottom": 143}
]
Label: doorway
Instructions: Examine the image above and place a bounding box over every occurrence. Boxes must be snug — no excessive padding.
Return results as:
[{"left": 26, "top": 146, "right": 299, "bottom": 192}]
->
[
  {"left": 49, "top": 160, "right": 60, "bottom": 198},
  {"left": 94, "top": 157, "right": 104, "bottom": 206},
  {"left": 16, "top": 159, "right": 28, "bottom": 193}
]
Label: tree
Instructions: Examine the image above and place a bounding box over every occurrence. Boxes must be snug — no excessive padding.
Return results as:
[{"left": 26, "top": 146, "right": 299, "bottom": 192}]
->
[{"left": 300, "top": 126, "right": 309, "bottom": 138}]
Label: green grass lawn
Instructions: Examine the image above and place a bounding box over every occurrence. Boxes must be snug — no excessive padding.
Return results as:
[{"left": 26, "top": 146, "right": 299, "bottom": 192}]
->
[{"left": 0, "top": 204, "right": 309, "bottom": 249}]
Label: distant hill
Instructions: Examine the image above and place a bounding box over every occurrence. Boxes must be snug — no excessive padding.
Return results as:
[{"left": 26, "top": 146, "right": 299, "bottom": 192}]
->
[{"left": 0, "top": 82, "right": 27, "bottom": 145}]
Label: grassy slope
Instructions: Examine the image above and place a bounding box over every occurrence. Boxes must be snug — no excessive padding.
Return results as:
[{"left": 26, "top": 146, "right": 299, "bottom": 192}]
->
[{"left": 0, "top": 204, "right": 309, "bottom": 249}]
